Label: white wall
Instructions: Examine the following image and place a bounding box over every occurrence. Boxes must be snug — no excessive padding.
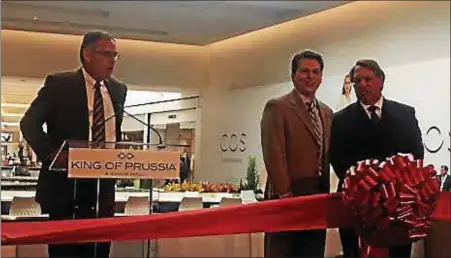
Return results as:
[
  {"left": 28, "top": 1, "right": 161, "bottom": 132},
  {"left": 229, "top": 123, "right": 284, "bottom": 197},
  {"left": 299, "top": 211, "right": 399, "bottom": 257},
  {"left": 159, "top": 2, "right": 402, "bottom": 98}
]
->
[
  {"left": 150, "top": 109, "right": 198, "bottom": 125},
  {"left": 121, "top": 95, "right": 199, "bottom": 132},
  {"left": 125, "top": 97, "right": 199, "bottom": 116},
  {"left": 121, "top": 114, "right": 147, "bottom": 132},
  {"left": 196, "top": 1, "right": 450, "bottom": 184}
]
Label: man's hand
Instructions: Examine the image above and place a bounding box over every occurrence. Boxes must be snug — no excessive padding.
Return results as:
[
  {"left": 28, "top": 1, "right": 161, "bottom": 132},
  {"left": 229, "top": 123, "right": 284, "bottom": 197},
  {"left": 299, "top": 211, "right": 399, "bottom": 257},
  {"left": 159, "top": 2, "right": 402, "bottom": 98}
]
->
[{"left": 279, "top": 192, "right": 294, "bottom": 199}]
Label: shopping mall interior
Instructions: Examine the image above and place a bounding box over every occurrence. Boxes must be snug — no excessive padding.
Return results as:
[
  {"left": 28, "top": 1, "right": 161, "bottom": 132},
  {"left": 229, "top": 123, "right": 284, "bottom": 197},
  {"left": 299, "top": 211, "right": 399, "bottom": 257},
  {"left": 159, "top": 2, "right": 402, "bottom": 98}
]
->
[{"left": 1, "top": 1, "right": 450, "bottom": 258}]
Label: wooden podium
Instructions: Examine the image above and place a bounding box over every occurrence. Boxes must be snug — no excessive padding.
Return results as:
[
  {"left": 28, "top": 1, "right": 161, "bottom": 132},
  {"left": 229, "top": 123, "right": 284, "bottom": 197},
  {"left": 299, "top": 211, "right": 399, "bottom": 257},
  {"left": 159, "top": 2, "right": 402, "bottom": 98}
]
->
[{"left": 49, "top": 140, "right": 181, "bottom": 258}]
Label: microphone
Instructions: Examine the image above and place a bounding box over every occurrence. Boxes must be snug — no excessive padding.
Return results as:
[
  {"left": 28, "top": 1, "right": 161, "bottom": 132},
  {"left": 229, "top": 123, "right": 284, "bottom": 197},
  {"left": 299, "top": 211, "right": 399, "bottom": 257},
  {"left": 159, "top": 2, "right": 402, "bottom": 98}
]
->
[
  {"left": 95, "top": 103, "right": 167, "bottom": 258},
  {"left": 99, "top": 104, "right": 166, "bottom": 150}
]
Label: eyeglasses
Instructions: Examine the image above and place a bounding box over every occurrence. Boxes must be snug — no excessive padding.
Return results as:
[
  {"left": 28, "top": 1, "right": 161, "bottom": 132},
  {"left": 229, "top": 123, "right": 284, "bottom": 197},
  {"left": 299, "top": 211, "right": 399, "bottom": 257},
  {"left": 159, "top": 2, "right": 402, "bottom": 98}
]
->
[{"left": 95, "top": 50, "right": 119, "bottom": 60}]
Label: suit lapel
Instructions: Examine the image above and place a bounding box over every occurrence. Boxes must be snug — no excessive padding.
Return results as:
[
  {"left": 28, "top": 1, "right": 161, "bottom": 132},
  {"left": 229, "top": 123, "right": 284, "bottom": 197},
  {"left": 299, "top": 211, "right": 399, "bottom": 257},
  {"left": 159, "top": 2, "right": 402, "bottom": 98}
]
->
[
  {"left": 354, "top": 101, "right": 371, "bottom": 123},
  {"left": 318, "top": 101, "right": 331, "bottom": 151},
  {"left": 73, "top": 69, "right": 90, "bottom": 140},
  {"left": 287, "top": 89, "right": 318, "bottom": 146}
]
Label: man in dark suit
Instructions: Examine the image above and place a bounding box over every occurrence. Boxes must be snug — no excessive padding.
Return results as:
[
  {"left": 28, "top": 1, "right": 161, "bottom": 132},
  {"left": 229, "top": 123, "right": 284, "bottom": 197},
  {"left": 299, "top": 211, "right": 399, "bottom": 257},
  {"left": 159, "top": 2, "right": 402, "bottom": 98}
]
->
[
  {"left": 261, "top": 50, "right": 333, "bottom": 258},
  {"left": 439, "top": 165, "right": 451, "bottom": 191},
  {"left": 330, "top": 59, "right": 424, "bottom": 258},
  {"left": 20, "top": 31, "right": 127, "bottom": 258}
]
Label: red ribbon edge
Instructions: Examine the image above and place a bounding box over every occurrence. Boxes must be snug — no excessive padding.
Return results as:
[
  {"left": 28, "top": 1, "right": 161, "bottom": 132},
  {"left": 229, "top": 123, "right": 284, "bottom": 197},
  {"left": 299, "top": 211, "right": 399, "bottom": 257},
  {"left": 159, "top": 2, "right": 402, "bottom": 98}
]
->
[{"left": 2, "top": 192, "right": 449, "bottom": 246}]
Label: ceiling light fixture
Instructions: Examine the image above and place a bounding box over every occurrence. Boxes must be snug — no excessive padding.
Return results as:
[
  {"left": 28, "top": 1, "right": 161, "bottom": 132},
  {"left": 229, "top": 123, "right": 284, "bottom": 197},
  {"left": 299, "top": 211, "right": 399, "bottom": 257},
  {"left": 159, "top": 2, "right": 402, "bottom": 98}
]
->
[
  {"left": 1, "top": 122, "right": 20, "bottom": 127},
  {"left": 1, "top": 103, "right": 30, "bottom": 108},
  {"left": 1, "top": 113, "right": 24, "bottom": 117}
]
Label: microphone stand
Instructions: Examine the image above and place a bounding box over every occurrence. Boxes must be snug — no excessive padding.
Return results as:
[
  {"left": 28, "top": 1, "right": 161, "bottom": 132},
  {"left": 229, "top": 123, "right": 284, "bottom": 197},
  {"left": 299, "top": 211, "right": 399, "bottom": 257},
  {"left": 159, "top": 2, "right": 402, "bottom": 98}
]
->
[
  {"left": 102, "top": 105, "right": 165, "bottom": 148},
  {"left": 99, "top": 105, "right": 165, "bottom": 258},
  {"left": 104, "top": 105, "right": 189, "bottom": 258},
  {"left": 115, "top": 107, "right": 164, "bottom": 258}
]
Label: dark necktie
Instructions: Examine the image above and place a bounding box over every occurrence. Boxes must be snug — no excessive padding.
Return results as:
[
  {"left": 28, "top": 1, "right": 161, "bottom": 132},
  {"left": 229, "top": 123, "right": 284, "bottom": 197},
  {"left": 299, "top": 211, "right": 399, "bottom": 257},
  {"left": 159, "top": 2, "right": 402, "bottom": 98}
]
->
[
  {"left": 92, "top": 81, "right": 105, "bottom": 148},
  {"left": 367, "top": 105, "right": 380, "bottom": 125}
]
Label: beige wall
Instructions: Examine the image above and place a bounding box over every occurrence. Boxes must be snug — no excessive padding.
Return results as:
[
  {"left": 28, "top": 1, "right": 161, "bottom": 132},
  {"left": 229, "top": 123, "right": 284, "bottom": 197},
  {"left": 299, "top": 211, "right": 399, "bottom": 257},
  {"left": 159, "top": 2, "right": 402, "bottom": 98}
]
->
[
  {"left": 1, "top": 30, "right": 208, "bottom": 91},
  {"left": 207, "top": 1, "right": 450, "bottom": 90}
]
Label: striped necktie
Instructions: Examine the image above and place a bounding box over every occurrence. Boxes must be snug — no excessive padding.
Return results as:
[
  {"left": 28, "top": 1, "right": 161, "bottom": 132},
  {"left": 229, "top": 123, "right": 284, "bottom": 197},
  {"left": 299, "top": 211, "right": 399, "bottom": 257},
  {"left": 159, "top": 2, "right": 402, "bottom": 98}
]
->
[
  {"left": 92, "top": 81, "right": 106, "bottom": 148},
  {"left": 307, "top": 101, "right": 322, "bottom": 147},
  {"left": 307, "top": 101, "right": 323, "bottom": 174}
]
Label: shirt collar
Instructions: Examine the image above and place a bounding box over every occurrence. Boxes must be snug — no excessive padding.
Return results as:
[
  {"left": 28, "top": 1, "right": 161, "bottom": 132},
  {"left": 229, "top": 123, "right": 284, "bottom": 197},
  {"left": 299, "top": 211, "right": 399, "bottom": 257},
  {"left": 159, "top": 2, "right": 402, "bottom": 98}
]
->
[
  {"left": 82, "top": 68, "right": 103, "bottom": 88},
  {"left": 295, "top": 88, "right": 317, "bottom": 106},
  {"left": 360, "top": 95, "right": 383, "bottom": 111}
]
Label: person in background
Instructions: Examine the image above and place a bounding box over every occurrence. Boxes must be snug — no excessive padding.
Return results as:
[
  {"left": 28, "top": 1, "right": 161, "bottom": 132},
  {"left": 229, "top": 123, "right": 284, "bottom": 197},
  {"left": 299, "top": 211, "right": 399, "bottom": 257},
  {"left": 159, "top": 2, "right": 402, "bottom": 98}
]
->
[
  {"left": 439, "top": 165, "right": 450, "bottom": 191},
  {"left": 336, "top": 74, "right": 355, "bottom": 110},
  {"left": 261, "top": 50, "right": 332, "bottom": 258},
  {"left": 179, "top": 155, "right": 191, "bottom": 183},
  {"left": 18, "top": 142, "right": 24, "bottom": 164},
  {"left": 14, "top": 160, "right": 31, "bottom": 177},
  {"left": 330, "top": 59, "right": 424, "bottom": 258},
  {"left": 20, "top": 30, "right": 127, "bottom": 258}
]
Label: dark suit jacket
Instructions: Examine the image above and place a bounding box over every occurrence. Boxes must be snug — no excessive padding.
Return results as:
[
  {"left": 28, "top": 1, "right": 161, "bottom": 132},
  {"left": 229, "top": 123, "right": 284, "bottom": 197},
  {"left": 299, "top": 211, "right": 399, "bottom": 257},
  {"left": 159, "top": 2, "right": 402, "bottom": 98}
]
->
[
  {"left": 20, "top": 69, "right": 127, "bottom": 215},
  {"left": 330, "top": 98, "right": 424, "bottom": 192},
  {"left": 261, "top": 89, "right": 333, "bottom": 199},
  {"left": 440, "top": 175, "right": 451, "bottom": 191}
]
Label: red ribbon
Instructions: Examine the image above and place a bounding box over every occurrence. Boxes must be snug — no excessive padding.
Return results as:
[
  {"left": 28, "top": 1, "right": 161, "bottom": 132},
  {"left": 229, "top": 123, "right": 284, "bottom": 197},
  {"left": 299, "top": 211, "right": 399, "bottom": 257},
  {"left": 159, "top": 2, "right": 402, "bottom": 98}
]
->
[{"left": 342, "top": 153, "right": 440, "bottom": 258}]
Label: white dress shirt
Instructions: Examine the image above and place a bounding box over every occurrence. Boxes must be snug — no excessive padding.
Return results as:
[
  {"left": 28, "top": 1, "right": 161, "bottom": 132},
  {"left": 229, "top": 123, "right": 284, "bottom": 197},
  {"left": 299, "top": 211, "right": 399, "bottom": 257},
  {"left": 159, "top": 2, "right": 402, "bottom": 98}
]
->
[
  {"left": 360, "top": 96, "right": 384, "bottom": 119},
  {"left": 82, "top": 68, "right": 116, "bottom": 143}
]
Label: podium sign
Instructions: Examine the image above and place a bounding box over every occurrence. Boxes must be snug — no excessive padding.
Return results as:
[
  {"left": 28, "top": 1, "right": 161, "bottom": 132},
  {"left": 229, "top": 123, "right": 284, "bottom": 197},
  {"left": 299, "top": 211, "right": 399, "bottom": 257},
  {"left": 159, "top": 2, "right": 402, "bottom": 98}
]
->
[{"left": 68, "top": 148, "right": 180, "bottom": 179}]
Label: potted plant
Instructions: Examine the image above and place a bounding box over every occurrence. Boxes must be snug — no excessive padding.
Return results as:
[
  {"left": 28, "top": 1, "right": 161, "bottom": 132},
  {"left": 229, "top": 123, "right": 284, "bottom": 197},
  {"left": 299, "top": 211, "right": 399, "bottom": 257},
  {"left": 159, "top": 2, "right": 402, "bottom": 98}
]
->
[{"left": 239, "top": 156, "right": 263, "bottom": 200}]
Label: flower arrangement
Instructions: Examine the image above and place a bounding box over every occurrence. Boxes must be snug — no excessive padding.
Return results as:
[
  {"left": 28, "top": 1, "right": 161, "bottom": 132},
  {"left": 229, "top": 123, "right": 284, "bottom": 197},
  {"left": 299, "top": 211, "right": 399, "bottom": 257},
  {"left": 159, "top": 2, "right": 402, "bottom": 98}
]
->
[
  {"left": 161, "top": 156, "right": 262, "bottom": 196},
  {"left": 163, "top": 181, "right": 240, "bottom": 193}
]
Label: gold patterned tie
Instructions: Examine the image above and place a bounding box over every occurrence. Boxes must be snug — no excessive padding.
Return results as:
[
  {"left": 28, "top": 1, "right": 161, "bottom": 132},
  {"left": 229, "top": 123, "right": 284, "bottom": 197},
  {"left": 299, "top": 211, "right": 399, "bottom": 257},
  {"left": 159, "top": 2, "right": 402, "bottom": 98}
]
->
[
  {"left": 307, "top": 101, "right": 323, "bottom": 174},
  {"left": 307, "top": 101, "right": 322, "bottom": 146}
]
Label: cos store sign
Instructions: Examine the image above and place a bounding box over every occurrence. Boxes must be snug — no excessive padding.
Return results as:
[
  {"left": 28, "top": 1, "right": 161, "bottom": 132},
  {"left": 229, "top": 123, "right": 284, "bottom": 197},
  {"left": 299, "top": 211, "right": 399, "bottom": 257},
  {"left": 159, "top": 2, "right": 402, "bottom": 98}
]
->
[
  {"left": 423, "top": 126, "right": 450, "bottom": 153},
  {"left": 219, "top": 133, "right": 247, "bottom": 152}
]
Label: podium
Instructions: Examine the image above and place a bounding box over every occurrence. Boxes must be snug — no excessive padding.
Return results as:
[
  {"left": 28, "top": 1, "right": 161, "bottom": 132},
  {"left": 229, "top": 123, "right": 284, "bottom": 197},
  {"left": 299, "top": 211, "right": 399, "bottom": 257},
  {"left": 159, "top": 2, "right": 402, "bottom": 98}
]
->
[{"left": 49, "top": 139, "right": 181, "bottom": 258}]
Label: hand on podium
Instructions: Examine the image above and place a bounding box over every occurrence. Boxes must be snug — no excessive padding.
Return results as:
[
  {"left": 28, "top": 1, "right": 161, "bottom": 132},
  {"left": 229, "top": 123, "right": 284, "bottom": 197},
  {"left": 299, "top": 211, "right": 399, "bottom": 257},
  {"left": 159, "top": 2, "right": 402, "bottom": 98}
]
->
[{"left": 47, "top": 150, "right": 69, "bottom": 169}]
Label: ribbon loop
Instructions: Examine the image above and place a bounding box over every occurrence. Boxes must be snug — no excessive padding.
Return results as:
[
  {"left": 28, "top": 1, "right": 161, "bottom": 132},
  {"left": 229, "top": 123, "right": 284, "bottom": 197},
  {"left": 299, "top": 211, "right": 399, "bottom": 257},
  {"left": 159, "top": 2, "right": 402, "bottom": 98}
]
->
[{"left": 342, "top": 154, "right": 439, "bottom": 257}]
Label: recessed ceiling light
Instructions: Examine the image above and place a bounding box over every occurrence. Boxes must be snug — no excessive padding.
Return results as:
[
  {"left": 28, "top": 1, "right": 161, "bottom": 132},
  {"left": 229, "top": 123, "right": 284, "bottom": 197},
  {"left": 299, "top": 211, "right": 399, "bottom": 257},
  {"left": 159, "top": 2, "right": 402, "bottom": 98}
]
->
[{"left": 33, "top": 16, "right": 38, "bottom": 20}]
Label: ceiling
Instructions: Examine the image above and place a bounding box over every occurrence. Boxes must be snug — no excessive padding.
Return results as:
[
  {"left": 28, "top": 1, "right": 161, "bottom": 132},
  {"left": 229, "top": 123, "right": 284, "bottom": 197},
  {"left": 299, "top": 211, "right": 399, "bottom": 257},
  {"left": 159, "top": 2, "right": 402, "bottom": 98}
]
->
[
  {"left": 1, "top": 77, "right": 40, "bottom": 132},
  {"left": 1, "top": 1, "right": 350, "bottom": 132},
  {"left": 2, "top": 1, "right": 350, "bottom": 45},
  {"left": 0, "top": 76, "right": 194, "bottom": 132}
]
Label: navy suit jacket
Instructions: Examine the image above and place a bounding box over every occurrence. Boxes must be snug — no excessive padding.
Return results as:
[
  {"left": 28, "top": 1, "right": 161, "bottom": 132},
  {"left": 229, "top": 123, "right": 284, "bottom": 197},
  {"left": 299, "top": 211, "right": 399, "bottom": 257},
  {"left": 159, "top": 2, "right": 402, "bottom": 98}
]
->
[{"left": 330, "top": 98, "right": 424, "bottom": 192}]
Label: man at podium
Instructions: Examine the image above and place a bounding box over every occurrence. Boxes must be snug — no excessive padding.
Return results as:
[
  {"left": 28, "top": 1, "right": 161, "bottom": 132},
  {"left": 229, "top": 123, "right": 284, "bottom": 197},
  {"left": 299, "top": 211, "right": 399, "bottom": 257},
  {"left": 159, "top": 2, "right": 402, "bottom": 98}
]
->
[{"left": 20, "top": 31, "right": 128, "bottom": 258}]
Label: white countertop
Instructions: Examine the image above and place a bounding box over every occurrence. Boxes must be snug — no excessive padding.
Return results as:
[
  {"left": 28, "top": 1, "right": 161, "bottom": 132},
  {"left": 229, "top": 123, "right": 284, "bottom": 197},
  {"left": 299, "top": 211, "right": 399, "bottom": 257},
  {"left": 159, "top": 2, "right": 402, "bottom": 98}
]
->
[
  {"left": 0, "top": 190, "right": 238, "bottom": 203},
  {"left": 1, "top": 182, "right": 37, "bottom": 186}
]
